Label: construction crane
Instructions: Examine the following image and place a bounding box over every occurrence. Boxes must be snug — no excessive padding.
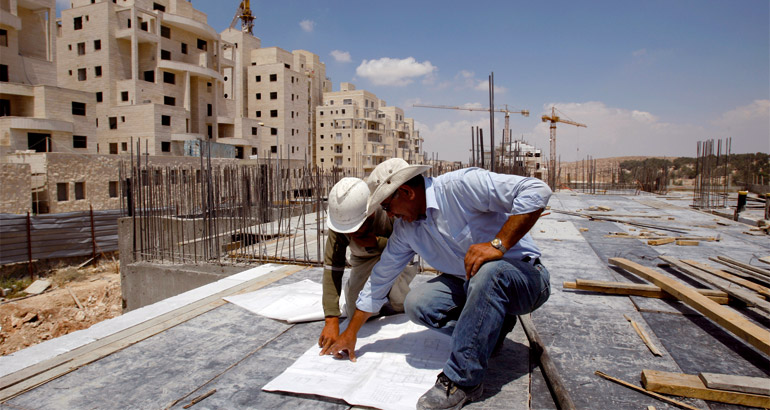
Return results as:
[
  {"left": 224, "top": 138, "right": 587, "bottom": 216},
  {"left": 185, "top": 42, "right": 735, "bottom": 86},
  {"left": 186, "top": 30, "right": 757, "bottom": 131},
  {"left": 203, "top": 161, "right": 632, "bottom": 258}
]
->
[
  {"left": 541, "top": 106, "right": 587, "bottom": 190},
  {"left": 413, "top": 103, "right": 529, "bottom": 154},
  {"left": 230, "top": 1, "right": 255, "bottom": 34}
]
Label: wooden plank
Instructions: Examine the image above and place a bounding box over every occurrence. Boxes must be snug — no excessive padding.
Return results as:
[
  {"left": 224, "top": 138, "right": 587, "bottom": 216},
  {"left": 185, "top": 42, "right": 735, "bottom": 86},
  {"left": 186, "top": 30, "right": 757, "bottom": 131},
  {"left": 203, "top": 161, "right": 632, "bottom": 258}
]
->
[
  {"left": 623, "top": 314, "right": 662, "bottom": 356},
  {"left": 682, "top": 260, "right": 770, "bottom": 299},
  {"left": 648, "top": 238, "right": 675, "bottom": 246},
  {"left": 698, "top": 372, "right": 770, "bottom": 396},
  {"left": 641, "top": 369, "right": 770, "bottom": 408},
  {"left": 608, "top": 258, "right": 770, "bottom": 355},
  {"left": 594, "top": 371, "right": 701, "bottom": 410},
  {"left": 675, "top": 240, "right": 699, "bottom": 246},
  {"left": 660, "top": 256, "right": 770, "bottom": 315},
  {"left": 0, "top": 264, "right": 305, "bottom": 401},
  {"left": 564, "top": 280, "right": 728, "bottom": 304},
  {"left": 759, "top": 256, "right": 770, "bottom": 266},
  {"left": 717, "top": 256, "right": 770, "bottom": 278},
  {"left": 709, "top": 257, "right": 770, "bottom": 287}
]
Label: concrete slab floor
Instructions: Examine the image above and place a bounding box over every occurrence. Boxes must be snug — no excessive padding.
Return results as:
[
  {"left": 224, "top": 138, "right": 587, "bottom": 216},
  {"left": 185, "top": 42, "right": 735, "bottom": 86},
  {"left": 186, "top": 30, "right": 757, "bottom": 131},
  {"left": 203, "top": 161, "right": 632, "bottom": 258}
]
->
[{"left": 1, "top": 192, "right": 768, "bottom": 410}]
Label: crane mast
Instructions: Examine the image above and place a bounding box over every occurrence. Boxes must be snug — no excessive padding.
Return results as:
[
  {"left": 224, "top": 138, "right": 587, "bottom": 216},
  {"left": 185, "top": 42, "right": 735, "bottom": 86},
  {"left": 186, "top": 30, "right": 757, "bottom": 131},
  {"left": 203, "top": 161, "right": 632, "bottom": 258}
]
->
[
  {"left": 230, "top": 1, "right": 255, "bottom": 34},
  {"left": 541, "top": 106, "right": 587, "bottom": 190}
]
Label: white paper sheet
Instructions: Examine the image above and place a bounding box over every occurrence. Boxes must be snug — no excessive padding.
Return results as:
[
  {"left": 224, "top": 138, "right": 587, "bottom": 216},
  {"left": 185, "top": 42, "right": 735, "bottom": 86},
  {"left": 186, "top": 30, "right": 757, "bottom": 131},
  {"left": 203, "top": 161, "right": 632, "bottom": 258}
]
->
[
  {"left": 263, "top": 315, "right": 451, "bottom": 410},
  {"left": 224, "top": 279, "right": 346, "bottom": 323}
]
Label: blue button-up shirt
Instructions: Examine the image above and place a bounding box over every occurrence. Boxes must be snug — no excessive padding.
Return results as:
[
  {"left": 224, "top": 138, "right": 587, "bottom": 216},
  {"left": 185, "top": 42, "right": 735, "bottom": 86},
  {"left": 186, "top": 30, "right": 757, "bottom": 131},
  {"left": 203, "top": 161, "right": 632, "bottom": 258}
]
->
[{"left": 356, "top": 168, "right": 552, "bottom": 313}]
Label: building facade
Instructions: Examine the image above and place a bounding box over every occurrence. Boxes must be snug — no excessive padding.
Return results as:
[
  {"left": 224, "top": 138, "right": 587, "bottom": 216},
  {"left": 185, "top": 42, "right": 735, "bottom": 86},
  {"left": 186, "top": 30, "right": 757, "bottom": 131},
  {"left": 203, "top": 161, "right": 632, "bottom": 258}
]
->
[
  {"left": 315, "top": 82, "right": 423, "bottom": 173},
  {"left": 57, "top": 0, "right": 240, "bottom": 157},
  {"left": 0, "top": 0, "right": 97, "bottom": 157}
]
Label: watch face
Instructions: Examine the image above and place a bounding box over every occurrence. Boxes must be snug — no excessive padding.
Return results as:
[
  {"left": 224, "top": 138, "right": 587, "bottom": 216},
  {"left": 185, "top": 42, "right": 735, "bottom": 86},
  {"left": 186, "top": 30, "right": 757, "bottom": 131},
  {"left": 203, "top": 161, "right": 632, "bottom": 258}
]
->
[{"left": 491, "top": 238, "right": 502, "bottom": 248}]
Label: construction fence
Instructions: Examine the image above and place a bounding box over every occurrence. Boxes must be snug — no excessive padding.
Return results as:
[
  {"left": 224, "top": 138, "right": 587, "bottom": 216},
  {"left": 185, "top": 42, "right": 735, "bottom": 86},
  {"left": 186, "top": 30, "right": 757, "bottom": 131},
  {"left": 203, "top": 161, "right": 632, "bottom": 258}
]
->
[{"left": 0, "top": 209, "right": 121, "bottom": 266}]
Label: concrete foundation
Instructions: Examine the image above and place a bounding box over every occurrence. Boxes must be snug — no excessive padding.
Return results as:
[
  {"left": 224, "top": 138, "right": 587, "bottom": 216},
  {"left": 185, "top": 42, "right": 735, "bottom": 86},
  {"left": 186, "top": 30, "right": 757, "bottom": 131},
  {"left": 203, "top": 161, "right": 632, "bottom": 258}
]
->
[
  {"left": 120, "top": 261, "right": 247, "bottom": 312},
  {"left": 118, "top": 217, "right": 256, "bottom": 311}
]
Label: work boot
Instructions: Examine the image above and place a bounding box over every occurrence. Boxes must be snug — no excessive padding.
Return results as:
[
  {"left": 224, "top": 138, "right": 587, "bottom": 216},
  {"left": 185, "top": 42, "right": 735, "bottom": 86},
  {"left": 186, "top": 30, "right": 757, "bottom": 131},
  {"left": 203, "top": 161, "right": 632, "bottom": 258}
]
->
[
  {"left": 416, "top": 372, "right": 483, "bottom": 410},
  {"left": 492, "top": 314, "right": 518, "bottom": 356}
]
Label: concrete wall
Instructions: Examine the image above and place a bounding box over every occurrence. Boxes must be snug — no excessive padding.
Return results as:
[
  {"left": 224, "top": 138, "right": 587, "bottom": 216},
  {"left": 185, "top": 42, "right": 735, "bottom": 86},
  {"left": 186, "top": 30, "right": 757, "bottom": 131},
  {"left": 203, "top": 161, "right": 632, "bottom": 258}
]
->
[
  {"left": 0, "top": 162, "right": 30, "bottom": 213},
  {"left": 118, "top": 217, "right": 247, "bottom": 311}
]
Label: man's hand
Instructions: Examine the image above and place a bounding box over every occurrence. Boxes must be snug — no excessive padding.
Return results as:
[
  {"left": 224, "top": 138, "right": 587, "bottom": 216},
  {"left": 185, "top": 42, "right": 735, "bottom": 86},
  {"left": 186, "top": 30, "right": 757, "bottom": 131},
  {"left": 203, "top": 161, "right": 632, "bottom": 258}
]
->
[
  {"left": 464, "top": 242, "right": 503, "bottom": 280},
  {"left": 324, "top": 329, "right": 359, "bottom": 362},
  {"left": 319, "top": 309, "right": 372, "bottom": 362},
  {"left": 318, "top": 317, "right": 340, "bottom": 354}
]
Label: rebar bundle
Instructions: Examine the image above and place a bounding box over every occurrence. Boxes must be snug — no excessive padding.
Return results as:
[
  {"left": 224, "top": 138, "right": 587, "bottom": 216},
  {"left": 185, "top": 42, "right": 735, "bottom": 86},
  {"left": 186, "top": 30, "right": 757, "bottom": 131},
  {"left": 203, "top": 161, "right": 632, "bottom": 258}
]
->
[
  {"left": 692, "top": 138, "right": 731, "bottom": 209},
  {"left": 121, "top": 143, "right": 362, "bottom": 266}
]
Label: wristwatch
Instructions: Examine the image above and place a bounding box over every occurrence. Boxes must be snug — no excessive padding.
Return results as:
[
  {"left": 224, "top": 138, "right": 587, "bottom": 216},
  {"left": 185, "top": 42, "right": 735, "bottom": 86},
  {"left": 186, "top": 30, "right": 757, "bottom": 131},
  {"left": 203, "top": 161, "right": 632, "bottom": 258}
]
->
[{"left": 490, "top": 238, "right": 507, "bottom": 253}]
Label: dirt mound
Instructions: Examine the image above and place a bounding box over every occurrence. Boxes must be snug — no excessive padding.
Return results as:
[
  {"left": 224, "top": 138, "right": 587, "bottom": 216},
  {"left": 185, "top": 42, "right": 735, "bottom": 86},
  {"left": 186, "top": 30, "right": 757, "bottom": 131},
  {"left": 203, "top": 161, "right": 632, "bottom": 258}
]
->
[{"left": 0, "top": 260, "right": 122, "bottom": 356}]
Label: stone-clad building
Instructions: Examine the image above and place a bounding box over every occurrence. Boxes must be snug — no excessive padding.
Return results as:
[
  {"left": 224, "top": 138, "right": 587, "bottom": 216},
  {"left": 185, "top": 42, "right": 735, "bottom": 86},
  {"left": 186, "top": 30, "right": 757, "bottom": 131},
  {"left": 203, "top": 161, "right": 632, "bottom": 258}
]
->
[
  {"left": 1, "top": 0, "right": 424, "bottom": 214},
  {"left": 315, "top": 82, "right": 423, "bottom": 173},
  {"left": 0, "top": 0, "right": 96, "bottom": 157}
]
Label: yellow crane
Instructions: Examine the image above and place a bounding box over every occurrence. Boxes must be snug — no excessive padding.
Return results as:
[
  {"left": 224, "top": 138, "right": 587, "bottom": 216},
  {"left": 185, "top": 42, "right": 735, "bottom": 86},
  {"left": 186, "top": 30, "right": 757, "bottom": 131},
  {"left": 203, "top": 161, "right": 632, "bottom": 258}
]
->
[
  {"left": 541, "top": 106, "right": 587, "bottom": 190},
  {"left": 413, "top": 103, "right": 529, "bottom": 151},
  {"left": 230, "top": 0, "right": 255, "bottom": 34}
]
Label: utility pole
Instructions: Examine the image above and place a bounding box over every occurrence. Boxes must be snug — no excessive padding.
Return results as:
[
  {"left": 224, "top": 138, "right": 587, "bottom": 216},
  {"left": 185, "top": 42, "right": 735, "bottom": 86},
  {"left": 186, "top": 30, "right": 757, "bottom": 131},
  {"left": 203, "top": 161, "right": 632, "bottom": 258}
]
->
[{"left": 488, "top": 72, "right": 495, "bottom": 172}]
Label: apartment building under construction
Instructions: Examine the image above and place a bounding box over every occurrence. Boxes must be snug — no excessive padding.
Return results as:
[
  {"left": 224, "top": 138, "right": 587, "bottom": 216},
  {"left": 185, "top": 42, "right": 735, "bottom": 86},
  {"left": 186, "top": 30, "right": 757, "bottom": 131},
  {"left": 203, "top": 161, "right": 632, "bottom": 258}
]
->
[{"left": 316, "top": 82, "right": 423, "bottom": 173}]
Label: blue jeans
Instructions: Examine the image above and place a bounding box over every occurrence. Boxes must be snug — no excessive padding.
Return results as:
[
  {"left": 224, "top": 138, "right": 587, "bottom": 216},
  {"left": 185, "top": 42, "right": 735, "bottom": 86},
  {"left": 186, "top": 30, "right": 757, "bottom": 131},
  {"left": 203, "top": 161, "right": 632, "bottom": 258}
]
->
[{"left": 404, "top": 259, "right": 550, "bottom": 386}]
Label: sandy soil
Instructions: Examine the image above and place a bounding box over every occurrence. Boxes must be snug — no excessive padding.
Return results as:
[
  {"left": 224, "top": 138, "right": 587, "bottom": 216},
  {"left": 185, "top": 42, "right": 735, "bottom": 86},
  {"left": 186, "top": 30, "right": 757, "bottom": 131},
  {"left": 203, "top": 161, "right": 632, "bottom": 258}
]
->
[{"left": 0, "top": 260, "right": 122, "bottom": 356}]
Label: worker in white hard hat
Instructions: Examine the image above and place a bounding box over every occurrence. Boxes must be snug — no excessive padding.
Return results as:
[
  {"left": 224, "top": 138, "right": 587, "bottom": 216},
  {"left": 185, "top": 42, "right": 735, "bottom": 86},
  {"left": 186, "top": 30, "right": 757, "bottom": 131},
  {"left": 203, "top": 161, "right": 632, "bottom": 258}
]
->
[
  {"left": 325, "top": 159, "right": 552, "bottom": 410},
  {"left": 318, "top": 177, "right": 418, "bottom": 354}
]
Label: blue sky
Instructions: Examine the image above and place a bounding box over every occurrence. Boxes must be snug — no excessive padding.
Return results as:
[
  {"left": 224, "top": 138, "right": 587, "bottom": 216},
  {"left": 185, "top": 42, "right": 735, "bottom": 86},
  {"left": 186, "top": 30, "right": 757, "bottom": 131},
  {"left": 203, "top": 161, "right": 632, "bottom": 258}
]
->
[{"left": 59, "top": 0, "right": 770, "bottom": 162}]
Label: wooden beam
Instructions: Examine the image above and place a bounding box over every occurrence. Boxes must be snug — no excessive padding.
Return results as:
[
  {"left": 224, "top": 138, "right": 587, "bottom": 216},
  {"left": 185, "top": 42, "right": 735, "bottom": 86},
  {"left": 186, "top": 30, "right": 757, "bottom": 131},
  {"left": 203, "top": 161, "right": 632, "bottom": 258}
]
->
[
  {"left": 759, "top": 256, "right": 770, "bottom": 266},
  {"left": 675, "top": 240, "right": 699, "bottom": 246},
  {"left": 698, "top": 372, "right": 770, "bottom": 396},
  {"left": 641, "top": 369, "right": 770, "bottom": 408},
  {"left": 717, "top": 256, "right": 770, "bottom": 278},
  {"left": 608, "top": 258, "right": 770, "bottom": 355},
  {"left": 564, "top": 279, "right": 728, "bottom": 304},
  {"left": 659, "top": 256, "right": 770, "bottom": 316},
  {"left": 648, "top": 238, "right": 675, "bottom": 246},
  {"left": 682, "top": 260, "right": 770, "bottom": 299},
  {"left": 709, "top": 257, "right": 770, "bottom": 286}
]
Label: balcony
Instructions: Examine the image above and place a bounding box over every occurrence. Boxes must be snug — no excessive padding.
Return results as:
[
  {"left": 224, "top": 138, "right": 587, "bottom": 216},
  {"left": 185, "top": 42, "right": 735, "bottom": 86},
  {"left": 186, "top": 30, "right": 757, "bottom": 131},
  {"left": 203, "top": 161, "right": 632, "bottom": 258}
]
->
[
  {"left": 158, "top": 59, "right": 222, "bottom": 81},
  {"left": 161, "top": 12, "right": 218, "bottom": 40},
  {"left": 1, "top": 117, "right": 73, "bottom": 133},
  {"left": 0, "top": 9, "right": 21, "bottom": 30}
]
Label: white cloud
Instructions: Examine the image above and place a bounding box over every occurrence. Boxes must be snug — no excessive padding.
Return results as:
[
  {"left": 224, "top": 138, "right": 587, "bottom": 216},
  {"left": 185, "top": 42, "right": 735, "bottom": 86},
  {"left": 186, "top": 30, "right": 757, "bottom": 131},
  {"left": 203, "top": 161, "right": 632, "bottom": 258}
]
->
[
  {"left": 417, "top": 117, "right": 504, "bottom": 162},
  {"left": 474, "top": 79, "right": 507, "bottom": 94},
  {"left": 330, "top": 50, "right": 351, "bottom": 63},
  {"left": 710, "top": 100, "right": 770, "bottom": 153},
  {"left": 527, "top": 101, "right": 769, "bottom": 161},
  {"left": 415, "top": 100, "right": 769, "bottom": 163},
  {"left": 299, "top": 19, "right": 314, "bottom": 32},
  {"left": 355, "top": 57, "right": 436, "bottom": 86},
  {"left": 632, "top": 48, "right": 647, "bottom": 57}
]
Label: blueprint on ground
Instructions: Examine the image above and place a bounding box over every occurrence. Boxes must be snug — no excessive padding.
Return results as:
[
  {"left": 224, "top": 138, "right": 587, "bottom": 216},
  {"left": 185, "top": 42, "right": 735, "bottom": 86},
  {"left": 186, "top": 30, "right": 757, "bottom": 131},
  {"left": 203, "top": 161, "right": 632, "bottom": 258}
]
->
[
  {"left": 263, "top": 314, "right": 451, "bottom": 410},
  {"left": 224, "top": 279, "right": 346, "bottom": 323}
]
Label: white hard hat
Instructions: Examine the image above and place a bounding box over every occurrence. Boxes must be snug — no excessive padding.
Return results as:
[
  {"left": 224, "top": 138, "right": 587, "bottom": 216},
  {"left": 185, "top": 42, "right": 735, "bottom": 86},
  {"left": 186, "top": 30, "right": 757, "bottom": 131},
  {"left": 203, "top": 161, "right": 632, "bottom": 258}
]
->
[
  {"left": 327, "top": 177, "right": 372, "bottom": 233},
  {"left": 367, "top": 158, "right": 431, "bottom": 211}
]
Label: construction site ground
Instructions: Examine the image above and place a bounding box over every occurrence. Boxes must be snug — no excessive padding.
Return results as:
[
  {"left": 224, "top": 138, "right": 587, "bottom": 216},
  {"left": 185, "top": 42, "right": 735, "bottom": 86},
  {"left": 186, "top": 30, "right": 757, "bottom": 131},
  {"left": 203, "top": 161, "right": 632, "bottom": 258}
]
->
[
  {"left": 0, "top": 261, "right": 122, "bottom": 356},
  {"left": 1, "top": 191, "right": 768, "bottom": 409}
]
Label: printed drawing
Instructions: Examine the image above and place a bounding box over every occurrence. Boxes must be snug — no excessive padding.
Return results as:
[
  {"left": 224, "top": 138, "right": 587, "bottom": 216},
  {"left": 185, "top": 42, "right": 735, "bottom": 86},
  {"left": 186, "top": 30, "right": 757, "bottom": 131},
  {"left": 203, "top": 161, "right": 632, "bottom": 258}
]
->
[{"left": 263, "top": 315, "right": 451, "bottom": 410}]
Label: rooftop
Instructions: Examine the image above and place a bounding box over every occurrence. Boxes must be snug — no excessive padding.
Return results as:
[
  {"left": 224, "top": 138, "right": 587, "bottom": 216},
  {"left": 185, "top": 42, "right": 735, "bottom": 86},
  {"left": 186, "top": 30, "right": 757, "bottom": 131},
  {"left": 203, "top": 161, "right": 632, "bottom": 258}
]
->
[{"left": 0, "top": 191, "right": 768, "bottom": 409}]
